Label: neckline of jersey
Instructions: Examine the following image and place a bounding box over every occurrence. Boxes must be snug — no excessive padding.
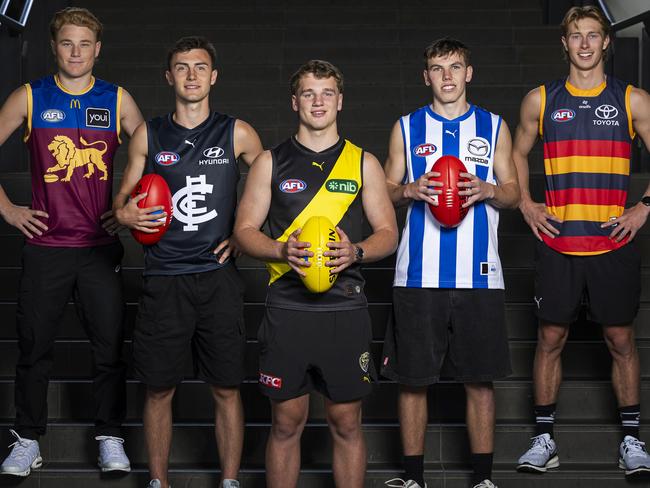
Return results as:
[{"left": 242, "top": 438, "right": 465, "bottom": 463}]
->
[
  {"left": 290, "top": 135, "right": 345, "bottom": 156},
  {"left": 564, "top": 79, "right": 607, "bottom": 97},
  {"left": 425, "top": 103, "right": 475, "bottom": 122},
  {"left": 54, "top": 74, "right": 95, "bottom": 95},
  {"left": 167, "top": 111, "right": 215, "bottom": 132}
]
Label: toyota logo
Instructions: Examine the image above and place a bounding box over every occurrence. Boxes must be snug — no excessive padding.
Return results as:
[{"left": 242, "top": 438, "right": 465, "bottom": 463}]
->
[
  {"left": 595, "top": 104, "right": 618, "bottom": 120},
  {"left": 467, "top": 137, "right": 490, "bottom": 157},
  {"left": 203, "top": 146, "right": 224, "bottom": 158}
]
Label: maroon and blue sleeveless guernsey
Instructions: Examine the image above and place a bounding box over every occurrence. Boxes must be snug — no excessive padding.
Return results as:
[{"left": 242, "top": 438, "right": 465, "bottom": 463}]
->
[
  {"left": 540, "top": 77, "right": 634, "bottom": 255},
  {"left": 24, "top": 75, "right": 121, "bottom": 247}
]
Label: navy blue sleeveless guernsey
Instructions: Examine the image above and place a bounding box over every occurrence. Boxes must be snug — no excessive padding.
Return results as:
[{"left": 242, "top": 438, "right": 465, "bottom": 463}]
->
[{"left": 144, "top": 112, "right": 238, "bottom": 275}]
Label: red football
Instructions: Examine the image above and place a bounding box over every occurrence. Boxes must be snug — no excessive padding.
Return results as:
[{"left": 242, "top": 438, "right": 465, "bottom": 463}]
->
[
  {"left": 130, "top": 173, "right": 173, "bottom": 245},
  {"left": 428, "top": 155, "right": 470, "bottom": 228}
]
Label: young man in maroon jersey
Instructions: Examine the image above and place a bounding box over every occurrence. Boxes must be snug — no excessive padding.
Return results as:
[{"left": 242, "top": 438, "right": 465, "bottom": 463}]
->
[{"left": 0, "top": 7, "right": 143, "bottom": 476}]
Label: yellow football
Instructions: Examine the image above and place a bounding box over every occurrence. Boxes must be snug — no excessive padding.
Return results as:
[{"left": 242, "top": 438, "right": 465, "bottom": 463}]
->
[
  {"left": 43, "top": 173, "right": 59, "bottom": 183},
  {"left": 299, "top": 216, "right": 340, "bottom": 293}
]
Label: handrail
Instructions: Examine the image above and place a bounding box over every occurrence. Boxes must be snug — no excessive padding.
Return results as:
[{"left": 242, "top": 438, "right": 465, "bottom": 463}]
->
[{"left": 610, "top": 9, "right": 650, "bottom": 32}]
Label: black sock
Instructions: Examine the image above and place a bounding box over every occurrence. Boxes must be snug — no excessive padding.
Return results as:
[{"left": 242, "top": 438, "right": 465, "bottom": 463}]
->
[
  {"left": 619, "top": 404, "right": 641, "bottom": 439},
  {"left": 403, "top": 454, "right": 424, "bottom": 487},
  {"left": 470, "top": 453, "right": 493, "bottom": 486},
  {"left": 534, "top": 403, "right": 556, "bottom": 437}
]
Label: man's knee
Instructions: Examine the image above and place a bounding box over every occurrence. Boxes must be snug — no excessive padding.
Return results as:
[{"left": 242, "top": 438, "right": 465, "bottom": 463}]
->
[
  {"left": 538, "top": 324, "right": 569, "bottom": 353},
  {"left": 465, "top": 382, "right": 494, "bottom": 405},
  {"left": 603, "top": 326, "right": 637, "bottom": 358},
  {"left": 211, "top": 385, "right": 240, "bottom": 405},
  {"left": 327, "top": 405, "right": 363, "bottom": 441},
  {"left": 146, "top": 386, "right": 176, "bottom": 404}
]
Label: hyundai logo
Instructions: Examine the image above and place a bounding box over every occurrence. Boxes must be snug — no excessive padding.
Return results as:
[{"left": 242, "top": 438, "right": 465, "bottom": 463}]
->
[{"left": 203, "top": 146, "right": 224, "bottom": 158}]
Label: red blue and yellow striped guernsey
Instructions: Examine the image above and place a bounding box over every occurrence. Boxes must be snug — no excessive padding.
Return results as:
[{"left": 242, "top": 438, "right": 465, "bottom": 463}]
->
[{"left": 539, "top": 77, "right": 635, "bottom": 255}]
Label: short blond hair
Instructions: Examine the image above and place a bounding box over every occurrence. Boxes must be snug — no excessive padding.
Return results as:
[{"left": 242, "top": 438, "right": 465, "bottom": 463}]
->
[{"left": 50, "top": 7, "right": 102, "bottom": 41}]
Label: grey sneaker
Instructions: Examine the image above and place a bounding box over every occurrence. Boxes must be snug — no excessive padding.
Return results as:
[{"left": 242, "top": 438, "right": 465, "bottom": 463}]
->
[
  {"left": 619, "top": 435, "right": 650, "bottom": 475},
  {"left": 96, "top": 435, "right": 131, "bottom": 472},
  {"left": 472, "top": 481, "right": 498, "bottom": 488},
  {"left": 222, "top": 480, "right": 240, "bottom": 488},
  {"left": 0, "top": 429, "right": 42, "bottom": 476},
  {"left": 517, "top": 433, "right": 560, "bottom": 472},
  {"left": 385, "top": 478, "right": 427, "bottom": 488}
]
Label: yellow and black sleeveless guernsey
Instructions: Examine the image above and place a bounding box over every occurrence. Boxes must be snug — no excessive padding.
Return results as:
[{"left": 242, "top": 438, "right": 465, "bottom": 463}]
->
[
  {"left": 266, "top": 136, "right": 366, "bottom": 311},
  {"left": 540, "top": 77, "right": 634, "bottom": 255}
]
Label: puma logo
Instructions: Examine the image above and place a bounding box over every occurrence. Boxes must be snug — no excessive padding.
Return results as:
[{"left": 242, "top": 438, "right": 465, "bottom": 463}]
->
[
  {"left": 184, "top": 139, "right": 195, "bottom": 147},
  {"left": 312, "top": 161, "right": 325, "bottom": 171},
  {"left": 534, "top": 296, "right": 543, "bottom": 309},
  {"left": 445, "top": 129, "right": 457, "bottom": 138}
]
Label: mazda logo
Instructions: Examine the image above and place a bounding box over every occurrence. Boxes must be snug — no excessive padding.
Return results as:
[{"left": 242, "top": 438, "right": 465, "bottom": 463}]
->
[
  {"left": 203, "top": 146, "right": 224, "bottom": 158},
  {"left": 467, "top": 138, "right": 490, "bottom": 157},
  {"left": 595, "top": 104, "right": 618, "bottom": 120}
]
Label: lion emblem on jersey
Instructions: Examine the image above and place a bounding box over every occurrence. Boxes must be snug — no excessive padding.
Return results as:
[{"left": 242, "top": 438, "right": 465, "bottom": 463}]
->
[{"left": 44, "top": 135, "right": 108, "bottom": 183}]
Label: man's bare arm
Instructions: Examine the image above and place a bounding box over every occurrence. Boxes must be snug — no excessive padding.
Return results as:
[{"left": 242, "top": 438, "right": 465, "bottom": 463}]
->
[
  {"left": 459, "top": 119, "right": 520, "bottom": 209},
  {"left": 602, "top": 87, "right": 650, "bottom": 241},
  {"left": 384, "top": 120, "right": 441, "bottom": 207},
  {"left": 112, "top": 123, "right": 165, "bottom": 233},
  {"left": 513, "top": 87, "right": 562, "bottom": 240},
  {"left": 0, "top": 86, "right": 49, "bottom": 238}
]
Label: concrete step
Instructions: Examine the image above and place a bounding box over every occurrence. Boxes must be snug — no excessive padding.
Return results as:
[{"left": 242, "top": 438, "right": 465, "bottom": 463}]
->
[
  {"left": 0, "top": 380, "right": 644, "bottom": 424},
  {"left": 0, "top": 466, "right": 643, "bottom": 488},
  {"left": 0, "top": 423, "right": 641, "bottom": 466}
]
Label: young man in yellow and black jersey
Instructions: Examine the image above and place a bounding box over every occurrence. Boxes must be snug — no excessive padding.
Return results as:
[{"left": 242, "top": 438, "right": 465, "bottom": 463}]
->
[{"left": 233, "top": 59, "right": 398, "bottom": 488}]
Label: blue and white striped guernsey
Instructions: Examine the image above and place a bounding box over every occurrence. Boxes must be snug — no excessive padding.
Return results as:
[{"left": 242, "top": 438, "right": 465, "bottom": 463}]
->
[{"left": 394, "top": 104, "right": 504, "bottom": 289}]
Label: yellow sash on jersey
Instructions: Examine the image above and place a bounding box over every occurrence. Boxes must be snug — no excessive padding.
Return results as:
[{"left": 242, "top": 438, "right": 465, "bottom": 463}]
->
[{"left": 267, "top": 140, "right": 363, "bottom": 284}]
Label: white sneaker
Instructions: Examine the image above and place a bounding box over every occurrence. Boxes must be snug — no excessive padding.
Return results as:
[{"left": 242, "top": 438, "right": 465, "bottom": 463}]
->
[
  {"left": 619, "top": 435, "right": 650, "bottom": 475},
  {"left": 222, "top": 480, "right": 240, "bottom": 488},
  {"left": 385, "top": 478, "right": 427, "bottom": 488},
  {"left": 516, "top": 433, "right": 560, "bottom": 472},
  {"left": 96, "top": 435, "right": 131, "bottom": 472},
  {"left": 472, "top": 480, "right": 498, "bottom": 488},
  {"left": 0, "top": 430, "right": 42, "bottom": 476},
  {"left": 148, "top": 480, "right": 171, "bottom": 488}
]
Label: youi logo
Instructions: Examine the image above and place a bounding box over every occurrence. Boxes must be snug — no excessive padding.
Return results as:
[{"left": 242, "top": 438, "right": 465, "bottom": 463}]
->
[
  {"left": 551, "top": 108, "right": 575, "bottom": 122},
  {"left": 155, "top": 151, "right": 180, "bottom": 166}
]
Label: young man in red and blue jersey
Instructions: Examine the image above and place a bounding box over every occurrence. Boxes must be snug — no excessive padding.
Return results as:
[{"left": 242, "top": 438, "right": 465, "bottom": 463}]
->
[
  {"left": 0, "top": 7, "right": 143, "bottom": 476},
  {"left": 513, "top": 5, "right": 650, "bottom": 477}
]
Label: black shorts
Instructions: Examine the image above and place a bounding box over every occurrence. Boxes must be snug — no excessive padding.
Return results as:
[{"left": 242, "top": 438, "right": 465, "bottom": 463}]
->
[
  {"left": 257, "top": 307, "right": 376, "bottom": 402},
  {"left": 381, "top": 287, "right": 511, "bottom": 385},
  {"left": 534, "top": 241, "right": 641, "bottom": 326},
  {"left": 133, "top": 263, "right": 246, "bottom": 389}
]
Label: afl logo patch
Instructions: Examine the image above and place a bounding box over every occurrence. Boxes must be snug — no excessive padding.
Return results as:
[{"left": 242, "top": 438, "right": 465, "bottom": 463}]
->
[
  {"left": 279, "top": 179, "right": 306, "bottom": 193},
  {"left": 40, "top": 109, "right": 65, "bottom": 123},
  {"left": 551, "top": 109, "right": 575, "bottom": 122},
  {"left": 155, "top": 151, "right": 180, "bottom": 166},
  {"left": 413, "top": 143, "right": 437, "bottom": 157}
]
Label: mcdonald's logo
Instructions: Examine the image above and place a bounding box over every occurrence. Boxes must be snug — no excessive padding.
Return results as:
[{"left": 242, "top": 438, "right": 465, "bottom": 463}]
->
[{"left": 70, "top": 99, "right": 81, "bottom": 109}]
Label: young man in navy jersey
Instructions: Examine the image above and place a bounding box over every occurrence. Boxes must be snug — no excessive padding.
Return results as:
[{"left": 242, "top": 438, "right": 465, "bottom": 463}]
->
[
  {"left": 514, "top": 5, "right": 650, "bottom": 476},
  {"left": 233, "top": 60, "right": 397, "bottom": 488},
  {"left": 0, "top": 7, "right": 143, "bottom": 476},
  {"left": 114, "top": 37, "right": 263, "bottom": 488},
  {"left": 381, "top": 38, "right": 520, "bottom": 488}
]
